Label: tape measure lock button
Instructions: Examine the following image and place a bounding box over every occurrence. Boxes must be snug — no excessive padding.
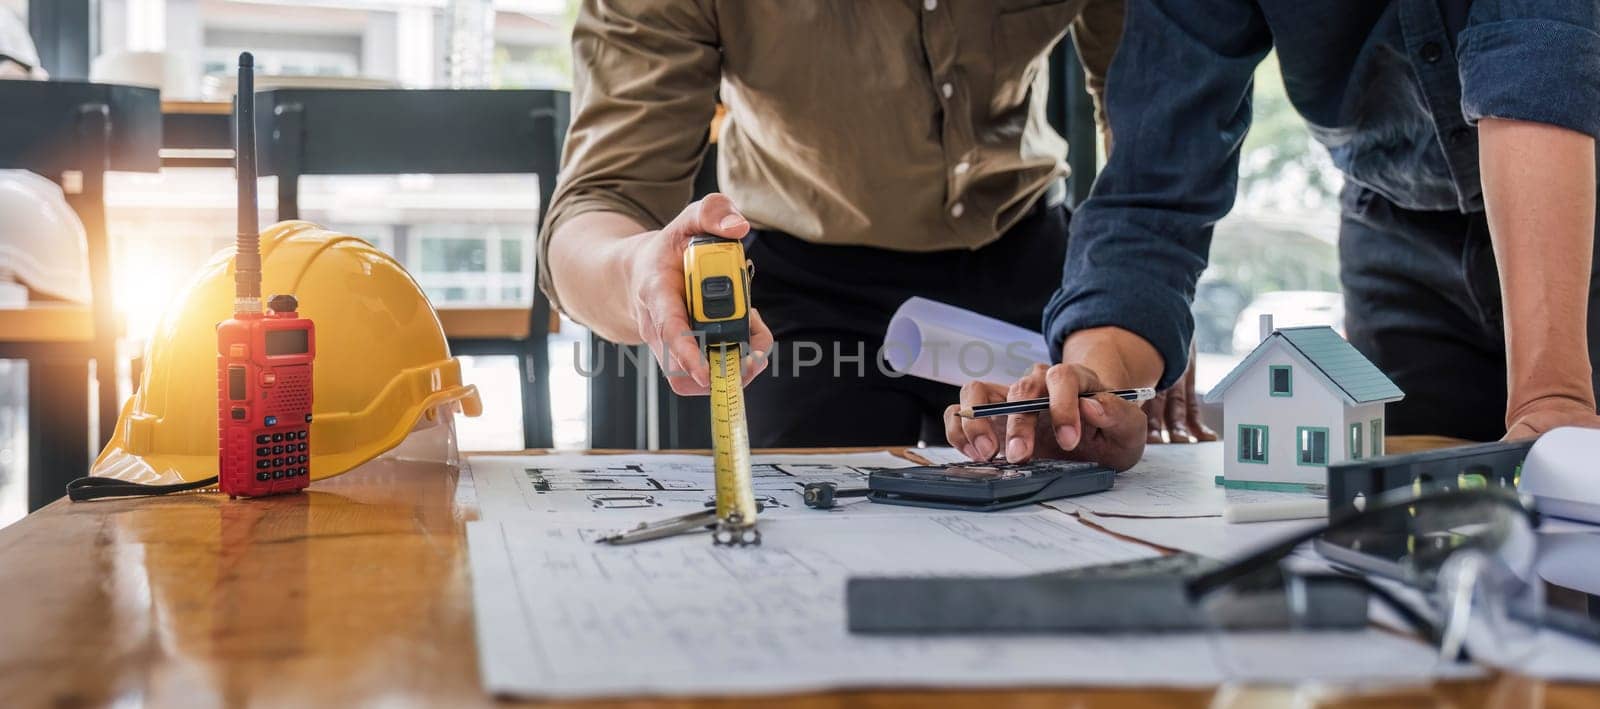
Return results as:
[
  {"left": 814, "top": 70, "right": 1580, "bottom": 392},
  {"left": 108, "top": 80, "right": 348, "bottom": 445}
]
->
[{"left": 700, "top": 276, "right": 736, "bottom": 318}]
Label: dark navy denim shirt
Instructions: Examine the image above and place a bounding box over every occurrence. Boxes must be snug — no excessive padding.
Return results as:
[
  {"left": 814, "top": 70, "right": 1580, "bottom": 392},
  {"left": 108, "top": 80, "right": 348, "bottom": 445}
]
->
[{"left": 1043, "top": 0, "right": 1600, "bottom": 389}]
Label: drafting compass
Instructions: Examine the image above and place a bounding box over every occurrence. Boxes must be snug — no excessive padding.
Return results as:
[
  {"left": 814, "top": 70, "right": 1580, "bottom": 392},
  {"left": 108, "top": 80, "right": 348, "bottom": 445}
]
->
[{"left": 598, "top": 235, "right": 761, "bottom": 546}]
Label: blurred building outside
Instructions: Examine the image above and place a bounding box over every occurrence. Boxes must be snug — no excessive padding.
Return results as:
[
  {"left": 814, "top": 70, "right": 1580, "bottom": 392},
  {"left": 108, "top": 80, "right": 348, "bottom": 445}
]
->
[
  {"left": 0, "top": 2, "right": 1342, "bottom": 527},
  {"left": 0, "top": 1, "right": 584, "bottom": 528},
  {"left": 1193, "top": 52, "right": 1345, "bottom": 393}
]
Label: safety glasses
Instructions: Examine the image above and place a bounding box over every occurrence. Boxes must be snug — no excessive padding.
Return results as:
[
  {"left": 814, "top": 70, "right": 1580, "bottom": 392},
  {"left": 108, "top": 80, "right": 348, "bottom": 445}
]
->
[{"left": 1195, "top": 486, "right": 1545, "bottom": 678}]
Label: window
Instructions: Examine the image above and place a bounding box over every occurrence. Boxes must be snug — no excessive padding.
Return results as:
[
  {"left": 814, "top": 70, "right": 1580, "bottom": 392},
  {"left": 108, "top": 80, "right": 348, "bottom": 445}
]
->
[
  {"left": 1349, "top": 423, "right": 1363, "bottom": 460},
  {"left": 1269, "top": 365, "right": 1292, "bottom": 397},
  {"left": 1371, "top": 419, "right": 1384, "bottom": 456},
  {"left": 1238, "top": 425, "right": 1268, "bottom": 464},
  {"left": 421, "top": 237, "right": 488, "bottom": 273},
  {"left": 1297, "top": 427, "right": 1329, "bottom": 466},
  {"left": 500, "top": 238, "right": 524, "bottom": 272}
]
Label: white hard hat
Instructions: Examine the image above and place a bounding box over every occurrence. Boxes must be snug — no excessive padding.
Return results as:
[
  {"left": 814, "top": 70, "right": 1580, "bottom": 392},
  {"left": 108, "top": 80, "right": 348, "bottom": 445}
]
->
[
  {"left": 0, "top": 170, "right": 92, "bottom": 303},
  {"left": 91, "top": 50, "right": 176, "bottom": 92},
  {"left": 0, "top": 8, "right": 46, "bottom": 79}
]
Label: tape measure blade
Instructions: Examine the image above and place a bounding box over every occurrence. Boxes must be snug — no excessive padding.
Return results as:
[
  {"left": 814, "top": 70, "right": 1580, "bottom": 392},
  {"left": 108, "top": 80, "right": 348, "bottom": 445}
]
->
[{"left": 708, "top": 345, "right": 757, "bottom": 532}]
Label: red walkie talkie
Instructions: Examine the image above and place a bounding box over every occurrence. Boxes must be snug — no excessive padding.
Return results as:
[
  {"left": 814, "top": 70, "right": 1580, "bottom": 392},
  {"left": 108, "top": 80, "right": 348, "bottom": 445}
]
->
[{"left": 217, "top": 52, "right": 314, "bottom": 498}]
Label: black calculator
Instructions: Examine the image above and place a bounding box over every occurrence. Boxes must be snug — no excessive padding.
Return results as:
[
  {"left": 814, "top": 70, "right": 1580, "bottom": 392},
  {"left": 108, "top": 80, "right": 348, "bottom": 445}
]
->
[{"left": 868, "top": 459, "right": 1115, "bottom": 512}]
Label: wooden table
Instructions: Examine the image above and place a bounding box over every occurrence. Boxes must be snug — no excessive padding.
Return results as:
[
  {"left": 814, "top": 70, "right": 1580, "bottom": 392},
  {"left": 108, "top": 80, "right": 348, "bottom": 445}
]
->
[
  {"left": 0, "top": 306, "right": 98, "bottom": 344},
  {"left": 436, "top": 305, "right": 561, "bottom": 340},
  {"left": 0, "top": 305, "right": 116, "bottom": 511},
  {"left": 1, "top": 446, "right": 1593, "bottom": 708}
]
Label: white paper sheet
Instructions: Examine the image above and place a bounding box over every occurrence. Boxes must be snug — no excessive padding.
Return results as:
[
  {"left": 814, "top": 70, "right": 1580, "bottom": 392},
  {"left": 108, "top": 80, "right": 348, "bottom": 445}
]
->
[
  {"left": 908, "top": 446, "right": 970, "bottom": 465},
  {"left": 465, "top": 451, "right": 917, "bottom": 523},
  {"left": 468, "top": 511, "right": 1458, "bottom": 698},
  {"left": 1078, "top": 510, "right": 1323, "bottom": 560},
  {"left": 1039, "top": 443, "right": 1322, "bottom": 520},
  {"left": 881, "top": 297, "right": 1049, "bottom": 386}
]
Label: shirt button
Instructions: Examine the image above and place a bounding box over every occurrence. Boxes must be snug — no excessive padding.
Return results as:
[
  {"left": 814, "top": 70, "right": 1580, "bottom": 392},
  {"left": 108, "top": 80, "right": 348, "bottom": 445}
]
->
[
  {"left": 941, "top": 82, "right": 953, "bottom": 99},
  {"left": 1420, "top": 42, "right": 1443, "bottom": 63},
  {"left": 954, "top": 161, "right": 970, "bottom": 175},
  {"left": 923, "top": 0, "right": 937, "bottom": 10},
  {"left": 950, "top": 202, "right": 965, "bottom": 218}
]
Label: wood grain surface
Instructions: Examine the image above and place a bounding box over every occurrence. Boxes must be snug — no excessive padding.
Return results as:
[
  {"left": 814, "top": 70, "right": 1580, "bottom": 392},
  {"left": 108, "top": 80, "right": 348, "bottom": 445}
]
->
[{"left": 1, "top": 443, "right": 1594, "bottom": 708}]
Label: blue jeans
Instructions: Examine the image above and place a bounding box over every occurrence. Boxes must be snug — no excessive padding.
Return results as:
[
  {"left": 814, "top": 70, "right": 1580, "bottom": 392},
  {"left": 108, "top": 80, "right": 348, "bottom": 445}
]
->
[{"left": 1339, "top": 184, "right": 1600, "bottom": 441}]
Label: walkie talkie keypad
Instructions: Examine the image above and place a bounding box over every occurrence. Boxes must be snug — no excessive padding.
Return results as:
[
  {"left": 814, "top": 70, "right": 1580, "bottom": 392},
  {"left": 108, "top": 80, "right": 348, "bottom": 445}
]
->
[{"left": 249, "top": 427, "right": 309, "bottom": 484}]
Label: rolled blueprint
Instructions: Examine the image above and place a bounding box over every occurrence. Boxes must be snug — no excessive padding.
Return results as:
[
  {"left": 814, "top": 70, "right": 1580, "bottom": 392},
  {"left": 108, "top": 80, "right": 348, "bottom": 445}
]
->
[{"left": 881, "top": 297, "right": 1050, "bottom": 387}]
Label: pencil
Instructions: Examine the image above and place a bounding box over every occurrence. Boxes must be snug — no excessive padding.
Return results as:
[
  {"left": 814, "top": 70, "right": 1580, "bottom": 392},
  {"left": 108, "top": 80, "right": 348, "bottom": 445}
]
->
[{"left": 956, "top": 387, "right": 1157, "bottom": 418}]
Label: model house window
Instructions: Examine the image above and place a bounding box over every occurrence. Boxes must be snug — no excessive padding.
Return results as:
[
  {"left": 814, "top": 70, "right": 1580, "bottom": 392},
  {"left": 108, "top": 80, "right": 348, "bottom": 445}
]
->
[
  {"left": 1269, "top": 366, "right": 1292, "bottom": 397},
  {"left": 1238, "top": 425, "right": 1268, "bottom": 464},
  {"left": 1371, "top": 418, "right": 1384, "bottom": 456},
  {"left": 1349, "top": 423, "right": 1363, "bottom": 460},
  {"left": 1297, "top": 427, "right": 1329, "bottom": 465}
]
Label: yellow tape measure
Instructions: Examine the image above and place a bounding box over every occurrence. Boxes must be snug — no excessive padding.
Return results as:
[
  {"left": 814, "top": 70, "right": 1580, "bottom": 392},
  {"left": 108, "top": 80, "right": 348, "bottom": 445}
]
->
[
  {"left": 707, "top": 344, "right": 758, "bottom": 544},
  {"left": 685, "top": 235, "right": 760, "bottom": 546}
]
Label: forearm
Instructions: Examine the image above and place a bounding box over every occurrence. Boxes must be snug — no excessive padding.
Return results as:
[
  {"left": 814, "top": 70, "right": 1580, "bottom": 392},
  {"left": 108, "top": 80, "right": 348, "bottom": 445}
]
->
[
  {"left": 547, "top": 211, "right": 653, "bottom": 344},
  {"left": 1479, "top": 118, "right": 1598, "bottom": 420}
]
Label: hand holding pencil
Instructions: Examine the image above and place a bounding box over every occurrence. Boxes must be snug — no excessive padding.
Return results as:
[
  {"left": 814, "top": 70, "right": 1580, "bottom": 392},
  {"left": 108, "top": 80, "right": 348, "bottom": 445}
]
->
[
  {"left": 956, "top": 387, "right": 1156, "bottom": 418},
  {"left": 943, "top": 362, "right": 1152, "bottom": 472}
]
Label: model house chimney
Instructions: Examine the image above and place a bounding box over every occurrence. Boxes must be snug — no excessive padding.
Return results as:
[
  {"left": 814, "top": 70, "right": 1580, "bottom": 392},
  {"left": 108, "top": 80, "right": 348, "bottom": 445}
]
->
[{"left": 1260, "top": 313, "right": 1274, "bottom": 344}]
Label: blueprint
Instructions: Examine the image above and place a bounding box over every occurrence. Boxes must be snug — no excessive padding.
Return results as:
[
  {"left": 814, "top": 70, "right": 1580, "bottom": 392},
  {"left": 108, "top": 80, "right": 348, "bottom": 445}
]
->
[
  {"left": 469, "top": 510, "right": 1467, "bottom": 698},
  {"left": 465, "top": 451, "right": 921, "bottom": 524}
]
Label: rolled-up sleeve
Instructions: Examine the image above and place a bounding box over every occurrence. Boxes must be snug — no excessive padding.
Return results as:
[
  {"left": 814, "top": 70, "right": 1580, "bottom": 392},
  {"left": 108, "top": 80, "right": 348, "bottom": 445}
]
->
[
  {"left": 537, "top": 0, "right": 721, "bottom": 314},
  {"left": 1042, "top": 0, "right": 1270, "bottom": 389},
  {"left": 1458, "top": 0, "right": 1600, "bottom": 139}
]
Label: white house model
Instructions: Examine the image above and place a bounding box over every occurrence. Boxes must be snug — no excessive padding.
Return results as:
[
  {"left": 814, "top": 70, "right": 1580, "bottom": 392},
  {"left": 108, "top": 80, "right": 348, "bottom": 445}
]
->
[{"left": 1203, "top": 316, "right": 1404, "bottom": 490}]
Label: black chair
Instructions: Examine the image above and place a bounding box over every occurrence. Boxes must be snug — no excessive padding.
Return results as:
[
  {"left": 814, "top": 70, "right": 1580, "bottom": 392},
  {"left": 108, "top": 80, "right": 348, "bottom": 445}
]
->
[
  {"left": 0, "top": 81, "right": 162, "bottom": 510},
  {"left": 252, "top": 88, "right": 570, "bottom": 449}
]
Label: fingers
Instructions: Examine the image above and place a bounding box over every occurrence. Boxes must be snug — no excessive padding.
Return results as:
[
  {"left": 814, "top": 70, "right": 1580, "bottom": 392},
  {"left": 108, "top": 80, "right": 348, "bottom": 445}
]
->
[
  {"left": 741, "top": 306, "right": 774, "bottom": 385},
  {"left": 1085, "top": 393, "right": 1147, "bottom": 441},
  {"left": 1187, "top": 403, "right": 1219, "bottom": 442},
  {"left": 634, "top": 274, "right": 710, "bottom": 395},
  {"left": 663, "top": 193, "right": 749, "bottom": 243},
  {"left": 944, "top": 404, "right": 976, "bottom": 460},
  {"left": 1181, "top": 342, "right": 1219, "bottom": 442},
  {"left": 1163, "top": 382, "right": 1197, "bottom": 443},
  {"left": 1144, "top": 395, "right": 1167, "bottom": 444},
  {"left": 661, "top": 317, "right": 711, "bottom": 395},
  {"left": 955, "top": 381, "right": 1007, "bottom": 460},
  {"left": 1005, "top": 365, "right": 1051, "bottom": 462},
  {"left": 1079, "top": 392, "right": 1149, "bottom": 471},
  {"left": 1045, "top": 364, "right": 1085, "bottom": 452}
]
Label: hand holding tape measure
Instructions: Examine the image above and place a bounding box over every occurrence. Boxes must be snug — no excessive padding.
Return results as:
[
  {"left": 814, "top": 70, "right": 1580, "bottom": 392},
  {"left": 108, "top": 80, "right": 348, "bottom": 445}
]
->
[
  {"left": 598, "top": 233, "right": 762, "bottom": 546},
  {"left": 620, "top": 196, "right": 773, "bottom": 396}
]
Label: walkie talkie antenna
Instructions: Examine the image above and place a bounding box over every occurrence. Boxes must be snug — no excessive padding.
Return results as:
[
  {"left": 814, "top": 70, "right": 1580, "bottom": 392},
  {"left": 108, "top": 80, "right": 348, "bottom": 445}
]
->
[{"left": 234, "top": 51, "right": 261, "bottom": 315}]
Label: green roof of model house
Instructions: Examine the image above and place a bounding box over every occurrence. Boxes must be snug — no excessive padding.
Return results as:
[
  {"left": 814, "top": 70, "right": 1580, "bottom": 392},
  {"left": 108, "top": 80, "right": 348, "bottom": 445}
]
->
[{"left": 1203, "top": 326, "right": 1404, "bottom": 405}]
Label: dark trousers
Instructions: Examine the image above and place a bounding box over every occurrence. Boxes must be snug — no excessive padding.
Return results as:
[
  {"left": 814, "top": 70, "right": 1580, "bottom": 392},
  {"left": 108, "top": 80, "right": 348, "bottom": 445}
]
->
[
  {"left": 743, "top": 203, "right": 1070, "bottom": 447},
  {"left": 1339, "top": 185, "right": 1600, "bottom": 441}
]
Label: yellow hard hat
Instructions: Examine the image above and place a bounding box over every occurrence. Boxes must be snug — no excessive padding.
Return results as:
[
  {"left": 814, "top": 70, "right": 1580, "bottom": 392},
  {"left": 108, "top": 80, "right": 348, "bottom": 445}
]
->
[{"left": 93, "top": 221, "right": 482, "bottom": 484}]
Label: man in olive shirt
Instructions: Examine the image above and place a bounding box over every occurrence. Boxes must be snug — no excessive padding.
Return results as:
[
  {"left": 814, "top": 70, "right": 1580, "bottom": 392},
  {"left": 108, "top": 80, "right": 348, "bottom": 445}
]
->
[{"left": 541, "top": 0, "right": 1159, "bottom": 457}]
